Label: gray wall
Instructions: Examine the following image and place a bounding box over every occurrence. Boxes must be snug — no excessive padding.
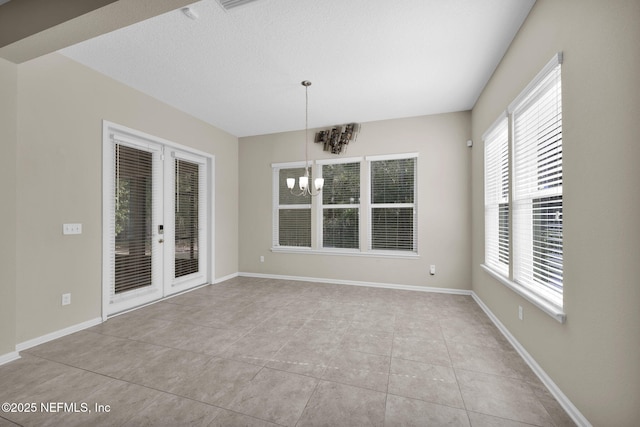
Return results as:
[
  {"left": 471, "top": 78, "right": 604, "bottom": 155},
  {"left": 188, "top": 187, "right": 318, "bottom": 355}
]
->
[
  {"left": 0, "top": 57, "right": 17, "bottom": 356},
  {"left": 13, "top": 53, "right": 238, "bottom": 344},
  {"left": 239, "top": 112, "right": 472, "bottom": 290},
  {"left": 470, "top": 0, "right": 640, "bottom": 425}
]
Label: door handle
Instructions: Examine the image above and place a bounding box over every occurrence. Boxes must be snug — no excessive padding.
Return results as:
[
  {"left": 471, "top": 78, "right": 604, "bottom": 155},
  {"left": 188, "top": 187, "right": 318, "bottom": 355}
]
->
[{"left": 158, "top": 239, "right": 164, "bottom": 243}]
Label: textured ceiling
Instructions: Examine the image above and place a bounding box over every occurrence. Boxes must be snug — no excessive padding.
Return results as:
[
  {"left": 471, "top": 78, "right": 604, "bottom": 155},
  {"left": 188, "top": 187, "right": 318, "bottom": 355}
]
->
[{"left": 60, "top": 0, "right": 535, "bottom": 137}]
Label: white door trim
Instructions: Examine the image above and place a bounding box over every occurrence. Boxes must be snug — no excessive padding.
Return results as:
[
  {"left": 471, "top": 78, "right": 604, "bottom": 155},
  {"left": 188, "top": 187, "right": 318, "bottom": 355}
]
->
[{"left": 102, "top": 121, "right": 215, "bottom": 320}]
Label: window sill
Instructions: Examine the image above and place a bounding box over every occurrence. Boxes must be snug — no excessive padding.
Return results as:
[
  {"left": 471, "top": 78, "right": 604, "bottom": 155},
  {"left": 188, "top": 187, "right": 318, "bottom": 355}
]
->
[
  {"left": 271, "top": 247, "right": 420, "bottom": 260},
  {"left": 481, "top": 264, "right": 566, "bottom": 324}
]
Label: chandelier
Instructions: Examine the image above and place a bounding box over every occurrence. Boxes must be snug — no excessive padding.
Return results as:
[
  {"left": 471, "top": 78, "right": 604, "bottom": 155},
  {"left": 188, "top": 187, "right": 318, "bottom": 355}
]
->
[{"left": 286, "top": 80, "right": 324, "bottom": 197}]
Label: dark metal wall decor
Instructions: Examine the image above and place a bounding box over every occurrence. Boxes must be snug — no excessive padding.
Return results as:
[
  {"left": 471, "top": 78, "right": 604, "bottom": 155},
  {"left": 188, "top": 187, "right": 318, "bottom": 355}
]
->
[{"left": 314, "top": 123, "right": 361, "bottom": 155}]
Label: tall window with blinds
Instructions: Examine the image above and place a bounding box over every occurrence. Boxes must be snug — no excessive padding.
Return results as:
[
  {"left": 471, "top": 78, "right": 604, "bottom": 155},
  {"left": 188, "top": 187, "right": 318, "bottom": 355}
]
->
[
  {"left": 369, "top": 156, "right": 417, "bottom": 252},
  {"left": 275, "top": 167, "right": 311, "bottom": 247},
  {"left": 484, "top": 116, "right": 509, "bottom": 277},
  {"left": 511, "top": 57, "right": 563, "bottom": 306},
  {"left": 321, "top": 161, "right": 360, "bottom": 249},
  {"left": 482, "top": 53, "right": 564, "bottom": 314}
]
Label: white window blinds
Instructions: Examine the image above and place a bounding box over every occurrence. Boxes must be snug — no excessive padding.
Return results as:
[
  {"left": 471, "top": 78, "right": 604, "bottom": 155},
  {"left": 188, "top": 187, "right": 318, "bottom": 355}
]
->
[
  {"left": 484, "top": 115, "right": 509, "bottom": 276},
  {"left": 321, "top": 161, "right": 360, "bottom": 249},
  {"left": 369, "top": 155, "right": 417, "bottom": 252},
  {"left": 510, "top": 55, "right": 563, "bottom": 306}
]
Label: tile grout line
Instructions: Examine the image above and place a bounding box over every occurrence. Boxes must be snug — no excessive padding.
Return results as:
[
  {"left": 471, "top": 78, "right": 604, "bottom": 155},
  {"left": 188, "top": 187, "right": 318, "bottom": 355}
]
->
[
  {"left": 384, "top": 312, "right": 397, "bottom": 421},
  {"left": 441, "top": 319, "right": 473, "bottom": 425}
]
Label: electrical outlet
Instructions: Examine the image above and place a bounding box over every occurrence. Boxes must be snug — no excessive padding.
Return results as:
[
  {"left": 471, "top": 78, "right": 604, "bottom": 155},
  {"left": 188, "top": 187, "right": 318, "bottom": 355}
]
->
[
  {"left": 518, "top": 305, "right": 523, "bottom": 320},
  {"left": 429, "top": 265, "right": 436, "bottom": 275},
  {"left": 62, "top": 293, "right": 71, "bottom": 306},
  {"left": 260, "top": 256, "right": 265, "bottom": 263},
  {"left": 63, "top": 223, "right": 82, "bottom": 235}
]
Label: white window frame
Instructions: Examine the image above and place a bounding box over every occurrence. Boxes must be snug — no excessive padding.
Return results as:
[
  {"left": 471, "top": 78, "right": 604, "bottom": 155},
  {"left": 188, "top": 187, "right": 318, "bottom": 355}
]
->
[
  {"left": 271, "top": 154, "right": 419, "bottom": 259},
  {"left": 366, "top": 153, "right": 418, "bottom": 255},
  {"left": 272, "top": 161, "right": 313, "bottom": 250},
  {"left": 481, "top": 53, "right": 565, "bottom": 323}
]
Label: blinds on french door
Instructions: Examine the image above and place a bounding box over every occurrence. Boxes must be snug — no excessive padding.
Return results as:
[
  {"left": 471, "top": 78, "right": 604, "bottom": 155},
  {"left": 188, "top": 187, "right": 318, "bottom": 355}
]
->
[
  {"left": 174, "top": 159, "right": 203, "bottom": 278},
  {"left": 111, "top": 142, "right": 161, "bottom": 296}
]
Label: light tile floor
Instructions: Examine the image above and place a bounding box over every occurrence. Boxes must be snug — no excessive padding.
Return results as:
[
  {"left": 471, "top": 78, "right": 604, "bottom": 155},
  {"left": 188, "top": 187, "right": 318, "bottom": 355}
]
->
[{"left": 0, "top": 277, "right": 576, "bottom": 426}]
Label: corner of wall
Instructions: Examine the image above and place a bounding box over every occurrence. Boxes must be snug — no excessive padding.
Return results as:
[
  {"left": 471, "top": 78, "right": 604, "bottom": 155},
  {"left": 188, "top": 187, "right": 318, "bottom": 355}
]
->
[{"left": 0, "top": 57, "right": 18, "bottom": 357}]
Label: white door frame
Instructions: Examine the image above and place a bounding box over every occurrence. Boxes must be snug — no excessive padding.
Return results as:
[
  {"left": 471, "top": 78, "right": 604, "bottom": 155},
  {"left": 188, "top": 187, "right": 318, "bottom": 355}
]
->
[{"left": 102, "top": 121, "right": 215, "bottom": 320}]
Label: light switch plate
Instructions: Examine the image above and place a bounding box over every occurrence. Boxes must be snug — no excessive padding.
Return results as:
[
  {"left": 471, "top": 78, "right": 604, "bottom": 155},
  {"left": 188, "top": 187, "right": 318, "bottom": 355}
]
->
[{"left": 63, "top": 223, "right": 82, "bottom": 235}]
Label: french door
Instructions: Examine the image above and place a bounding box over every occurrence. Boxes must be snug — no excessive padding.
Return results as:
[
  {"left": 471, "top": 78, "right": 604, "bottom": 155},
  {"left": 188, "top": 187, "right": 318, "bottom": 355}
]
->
[{"left": 103, "top": 123, "right": 211, "bottom": 317}]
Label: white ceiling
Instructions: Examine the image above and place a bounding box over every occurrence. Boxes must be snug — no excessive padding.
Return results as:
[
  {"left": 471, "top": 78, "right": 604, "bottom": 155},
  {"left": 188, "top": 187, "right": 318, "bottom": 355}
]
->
[{"left": 60, "top": 0, "right": 535, "bottom": 137}]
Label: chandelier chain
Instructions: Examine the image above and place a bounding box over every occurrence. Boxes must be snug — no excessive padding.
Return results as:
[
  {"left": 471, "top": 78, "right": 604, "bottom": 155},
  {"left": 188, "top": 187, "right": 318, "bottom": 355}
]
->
[
  {"left": 286, "top": 80, "right": 323, "bottom": 197},
  {"left": 305, "top": 81, "right": 309, "bottom": 171}
]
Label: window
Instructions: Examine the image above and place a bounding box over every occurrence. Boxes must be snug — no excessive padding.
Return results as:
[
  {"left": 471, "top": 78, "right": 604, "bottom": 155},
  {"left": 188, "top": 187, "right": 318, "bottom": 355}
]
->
[
  {"left": 272, "top": 154, "right": 418, "bottom": 256},
  {"left": 369, "top": 155, "right": 417, "bottom": 252},
  {"left": 482, "top": 53, "right": 564, "bottom": 315},
  {"left": 484, "top": 115, "right": 509, "bottom": 276},
  {"left": 320, "top": 160, "right": 360, "bottom": 249},
  {"left": 273, "top": 165, "right": 311, "bottom": 248},
  {"left": 511, "top": 56, "right": 563, "bottom": 306}
]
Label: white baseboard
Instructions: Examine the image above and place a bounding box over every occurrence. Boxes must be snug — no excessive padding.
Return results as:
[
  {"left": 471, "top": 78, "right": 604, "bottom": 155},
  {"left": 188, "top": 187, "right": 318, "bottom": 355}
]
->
[
  {"left": 0, "top": 351, "right": 20, "bottom": 366},
  {"left": 15, "top": 317, "right": 103, "bottom": 353},
  {"left": 471, "top": 292, "right": 591, "bottom": 427},
  {"left": 215, "top": 272, "right": 239, "bottom": 284},
  {"left": 238, "top": 272, "right": 472, "bottom": 296}
]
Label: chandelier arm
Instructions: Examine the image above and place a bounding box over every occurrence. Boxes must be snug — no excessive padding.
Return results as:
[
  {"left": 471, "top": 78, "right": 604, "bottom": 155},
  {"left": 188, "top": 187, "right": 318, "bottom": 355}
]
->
[
  {"left": 289, "top": 187, "right": 306, "bottom": 197},
  {"left": 307, "top": 186, "right": 322, "bottom": 197}
]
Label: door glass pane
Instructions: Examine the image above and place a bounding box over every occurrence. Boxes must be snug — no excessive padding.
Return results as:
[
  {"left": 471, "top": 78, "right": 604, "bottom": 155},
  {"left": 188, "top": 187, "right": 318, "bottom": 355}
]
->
[
  {"left": 175, "top": 159, "right": 199, "bottom": 278},
  {"left": 114, "top": 144, "right": 152, "bottom": 293}
]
